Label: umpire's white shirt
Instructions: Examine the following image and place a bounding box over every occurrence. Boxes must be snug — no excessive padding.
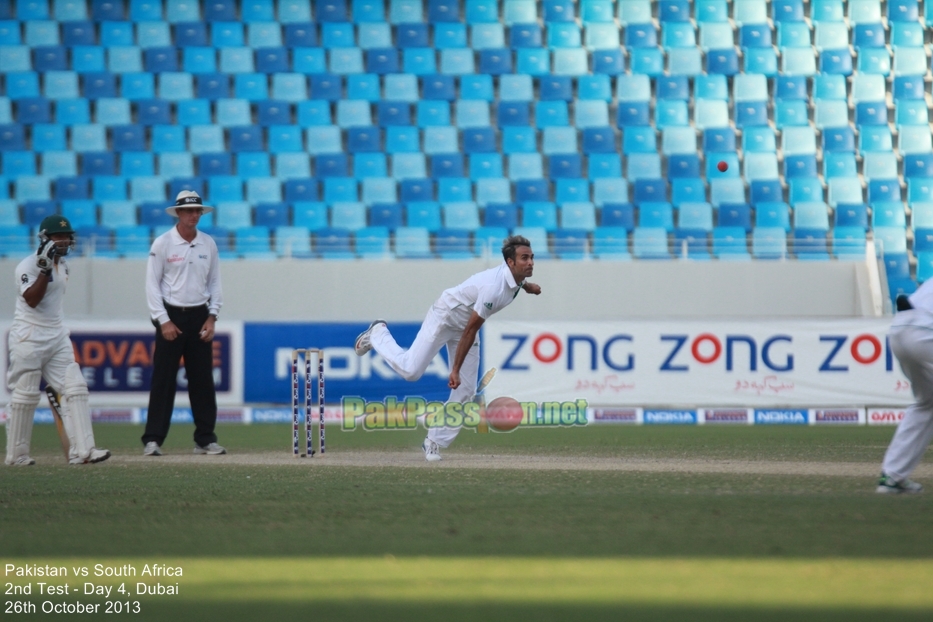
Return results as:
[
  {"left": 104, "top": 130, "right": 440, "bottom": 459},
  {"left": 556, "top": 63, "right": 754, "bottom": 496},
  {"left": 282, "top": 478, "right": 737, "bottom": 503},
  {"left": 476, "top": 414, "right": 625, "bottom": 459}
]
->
[
  {"left": 434, "top": 262, "right": 524, "bottom": 328},
  {"left": 147, "top": 226, "right": 223, "bottom": 325},
  {"left": 13, "top": 255, "right": 68, "bottom": 328}
]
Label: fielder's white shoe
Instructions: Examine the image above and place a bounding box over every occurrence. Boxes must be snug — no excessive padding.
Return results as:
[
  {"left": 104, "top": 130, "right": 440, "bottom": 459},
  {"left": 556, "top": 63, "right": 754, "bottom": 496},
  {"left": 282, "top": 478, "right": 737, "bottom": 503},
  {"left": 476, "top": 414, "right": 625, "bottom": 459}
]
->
[
  {"left": 355, "top": 320, "right": 387, "bottom": 356},
  {"left": 69, "top": 448, "right": 111, "bottom": 465},
  {"left": 194, "top": 442, "right": 227, "bottom": 455},
  {"left": 6, "top": 455, "right": 36, "bottom": 466},
  {"left": 143, "top": 441, "right": 162, "bottom": 456},
  {"left": 876, "top": 473, "right": 923, "bottom": 494},
  {"left": 422, "top": 438, "right": 442, "bottom": 462}
]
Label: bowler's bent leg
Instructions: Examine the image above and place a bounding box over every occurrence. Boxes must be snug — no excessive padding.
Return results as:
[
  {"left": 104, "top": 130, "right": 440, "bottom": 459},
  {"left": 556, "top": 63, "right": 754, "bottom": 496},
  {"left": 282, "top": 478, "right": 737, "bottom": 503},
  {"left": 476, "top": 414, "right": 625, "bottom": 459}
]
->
[
  {"left": 882, "top": 325, "right": 933, "bottom": 480},
  {"left": 370, "top": 308, "right": 448, "bottom": 381}
]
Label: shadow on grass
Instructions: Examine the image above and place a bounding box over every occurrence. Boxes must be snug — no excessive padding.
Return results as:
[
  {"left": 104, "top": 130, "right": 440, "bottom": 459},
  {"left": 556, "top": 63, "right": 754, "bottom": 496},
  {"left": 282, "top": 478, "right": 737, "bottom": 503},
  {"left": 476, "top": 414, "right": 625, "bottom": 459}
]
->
[{"left": 138, "top": 602, "right": 933, "bottom": 622}]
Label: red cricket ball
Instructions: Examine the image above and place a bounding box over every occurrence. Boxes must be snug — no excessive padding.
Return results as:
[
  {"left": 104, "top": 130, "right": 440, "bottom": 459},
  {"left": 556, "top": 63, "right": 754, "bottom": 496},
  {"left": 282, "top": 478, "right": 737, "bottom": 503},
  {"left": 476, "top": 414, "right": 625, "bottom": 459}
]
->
[
  {"left": 717, "top": 161, "right": 728, "bottom": 172},
  {"left": 485, "top": 397, "right": 524, "bottom": 432}
]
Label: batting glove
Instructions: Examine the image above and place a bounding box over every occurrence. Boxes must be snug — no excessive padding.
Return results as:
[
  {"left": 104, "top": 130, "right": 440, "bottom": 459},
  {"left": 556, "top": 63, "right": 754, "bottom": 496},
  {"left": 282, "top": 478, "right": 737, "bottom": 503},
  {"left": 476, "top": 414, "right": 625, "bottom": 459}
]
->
[{"left": 36, "top": 239, "right": 57, "bottom": 275}]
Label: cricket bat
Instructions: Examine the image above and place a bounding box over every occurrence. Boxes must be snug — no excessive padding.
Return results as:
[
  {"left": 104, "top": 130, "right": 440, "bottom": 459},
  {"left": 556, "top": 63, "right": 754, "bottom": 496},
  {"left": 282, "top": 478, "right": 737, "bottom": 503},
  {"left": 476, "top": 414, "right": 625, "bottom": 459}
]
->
[
  {"left": 475, "top": 367, "right": 497, "bottom": 434},
  {"left": 45, "top": 386, "right": 71, "bottom": 460}
]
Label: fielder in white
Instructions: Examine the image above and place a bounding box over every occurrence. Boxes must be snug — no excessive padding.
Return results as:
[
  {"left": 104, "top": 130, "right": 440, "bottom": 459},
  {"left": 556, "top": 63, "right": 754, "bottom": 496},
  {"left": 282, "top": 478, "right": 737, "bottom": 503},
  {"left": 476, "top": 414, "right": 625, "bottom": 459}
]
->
[
  {"left": 878, "top": 285, "right": 933, "bottom": 493},
  {"left": 354, "top": 235, "right": 540, "bottom": 461},
  {"left": 4, "top": 215, "right": 110, "bottom": 466}
]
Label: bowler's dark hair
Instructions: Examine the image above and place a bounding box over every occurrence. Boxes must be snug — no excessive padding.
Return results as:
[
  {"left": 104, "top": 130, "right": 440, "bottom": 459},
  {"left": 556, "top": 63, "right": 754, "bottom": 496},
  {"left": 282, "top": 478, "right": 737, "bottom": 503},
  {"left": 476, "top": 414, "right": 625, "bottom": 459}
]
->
[{"left": 502, "top": 235, "right": 532, "bottom": 262}]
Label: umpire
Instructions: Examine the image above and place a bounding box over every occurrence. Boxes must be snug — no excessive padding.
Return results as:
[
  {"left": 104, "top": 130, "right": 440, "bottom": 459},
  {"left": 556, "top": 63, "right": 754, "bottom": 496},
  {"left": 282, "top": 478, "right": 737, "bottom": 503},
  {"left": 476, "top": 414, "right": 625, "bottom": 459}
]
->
[{"left": 143, "top": 191, "right": 225, "bottom": 456}]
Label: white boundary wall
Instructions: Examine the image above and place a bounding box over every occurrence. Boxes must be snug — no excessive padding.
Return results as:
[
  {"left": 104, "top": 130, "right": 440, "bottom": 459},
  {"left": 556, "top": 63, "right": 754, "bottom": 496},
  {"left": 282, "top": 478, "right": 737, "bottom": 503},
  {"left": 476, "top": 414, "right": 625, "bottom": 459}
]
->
[{"left": 0, "top": 257, "right": 880, "bottom": 321}]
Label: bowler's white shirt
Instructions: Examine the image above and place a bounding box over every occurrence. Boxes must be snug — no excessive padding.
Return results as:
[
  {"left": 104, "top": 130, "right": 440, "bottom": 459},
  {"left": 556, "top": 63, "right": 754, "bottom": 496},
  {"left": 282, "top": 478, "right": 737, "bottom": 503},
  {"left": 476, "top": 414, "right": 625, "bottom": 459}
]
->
[
  {"left": 434, "top": 262, "right": 523, "bottom": 329},
  {"left": 147, "top": 226, "right": 223, "bottom": 325},
  {"left": 13, "top": 255, "right": 68, "bottom": 328}
]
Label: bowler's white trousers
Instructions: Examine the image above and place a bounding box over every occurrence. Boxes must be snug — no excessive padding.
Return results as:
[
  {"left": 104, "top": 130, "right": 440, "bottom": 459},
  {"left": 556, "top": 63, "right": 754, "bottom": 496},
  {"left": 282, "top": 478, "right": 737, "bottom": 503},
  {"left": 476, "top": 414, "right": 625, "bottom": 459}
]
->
[
  {"left": 883, "top": 321, "right": 933, "bottom": 480},
  {"left": 369, "top": 305, "right": 479, "bottom": 448}
]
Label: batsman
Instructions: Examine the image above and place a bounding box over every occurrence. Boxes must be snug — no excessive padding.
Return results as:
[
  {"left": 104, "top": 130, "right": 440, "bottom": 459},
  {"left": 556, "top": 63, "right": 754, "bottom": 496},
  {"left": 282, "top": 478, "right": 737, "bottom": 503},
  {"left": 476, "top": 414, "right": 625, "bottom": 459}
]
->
[{"left": 4, "top": 216, "right": 110, "bottom": 466}]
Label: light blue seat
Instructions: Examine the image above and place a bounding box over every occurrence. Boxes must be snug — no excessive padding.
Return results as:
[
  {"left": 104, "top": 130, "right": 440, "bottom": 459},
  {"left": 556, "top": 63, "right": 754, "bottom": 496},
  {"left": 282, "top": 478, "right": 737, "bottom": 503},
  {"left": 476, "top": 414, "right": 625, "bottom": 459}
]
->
[
  {"left": 862, "top": 153, "right": 899, "bottom": 182},
  {"left": 542, "top": 127, "right": 577, "bottom": 154},
  {"left": 522, "top": 201, "right": 557, "bottom": 230},
  {"left": 456, "top": 100, "right": 490, "bottom": 128},
  {"left": 592, "top": 226, "right": 630, "bottom": 260},
  {"left": 246, "top": 177, "right": 281, "bottom": 203},
  {"left": 99, "top": 201, "right": 137, "bottom": 227},
  {"left": 894, "top": 47, "right": 927, "bottom": 77},
  {"left": 781, "top": 48, "right": 816, "bottom": 76},
  {"left": 509, "top": 154, "right": 543, "bottom": 180},
  {"left": 589, "top": 154, "right": 621, "bottom": 179},
  {"left": 873, "top": 226, "right": 908, "bottom": 254},
  {"left": 859, "top": 126, "right": 893, "bottom": 154},
  {"left": 108, "top": 46, "right": 142, "bottom": 73},
  {"left": 395, "top": 226, "right": 432, "bottom": 258},
  {"left": 824, "top": 152, "right": 857, "bottom": 178},
  {"left": 188, "top": 125, "right": 224, "bottom": 153},
  {"left": 752, "top": 227, "right": 788, "bottom": 259},
  {"left": 743, "top": 126, "right": 776, "bottom": 153},
  {"left": 384, "top": 74, "right": 420, "bottom": 102},
  {"left": 331, "top": 201, "right": 367, "bottom": 231},
  {"left": 912, "top": 203, "right": 933, "bottom": 231},
  {"left": 441, "top": 48, "right": 476, "bottom": 76},
  {"left": 423, "top": 127, "right": 458, "bottom": 155},
  {"left": 40, "top": 152, "right": 77, "bottom": 177},
  {"left": 632, "top": 227, "right": 670, "bottom": 259},
  {"left": 626, "top": 154, "right": 661, "bottom": 180},
  {"left": 353, "top": 225, "right": 388, "bottom": 258},
  {"left": 693, "top": 99, "right": 730, "bottom": 130},
  {"left": 616, "top": 74, "right": 651, "bottom": 102},
  {"left": 872, "top": 202, "right": 907, "bottom": 228},
  {"left": 553, "top": 49, "right": 588, "bottom": 76},
  {"left": 712, "top": 226, "right": 750, "bottom": 260},
  {"left": 699, "top": 22, "right": 733, "bottom": 51},
  {"left": 214, "top": 201, "right": 250, "bottom": 229},
  {"left": 472, "top": 23, "right": 505, "bottom": 49},
  {"left": 475, "top": 178, "right": 510, "bottom": 205},
  {"left": 678, "top": 202, "right": 713, "bottom": 231},
  {"left": 709, "top": 178, "right": 746, "bottom": 206},
  {"left": 851, "top": 74, "right": 886, "bottom": 103},
  {"left": 575, "top": 100, "right": 609, "bottom": 128},
  {"left": 661, "top": 127, "right": 696, "bottom": 155},
  {"left": 306, "top": 127, "right": 343, "bottom": 154},
  {"left": 500, "top": 74, "right": 534, "bottom": 102},
  {"left": 233, "top": 226, "right": 276, "bottom": 259},
  {"left": 71, "top": 124, "right": 107, "bottom": 151},
  {"left": 898, "top": 126, "right": 933, "bottom": 154},
  {"left": 275, "top": 226, "right": 312, "bottom": 257},
  {"left": 356, "top": 23, "right": 391, "bottom": 49},
  {"left": 795, "top": 202, "right": 831, "bottom": 230},
  {"left": 503, "top": 127, "right": 536, "bottom": 154},
  {"left": 238, "top": 153, "right": 272, "bottom": 178},
  {"left": 130, "top": 177, "right": 165, "bottom": 202},
  {"left": 354, "top": 153, "right": 387, "bottom": 178},
  {"left": 361, "top": 177, "right": 397, "bottom": 205},
  {"left": 561, "top": 202, "right": 596, "bottom": 230},
  {"left": 814, "top": 100, "right": 849, "bottom": 129},
  {"left": 443, "top": 202, "right": 481, "bottom": 229},
  {"left": 593, "top": 178, "right": 627, "bottom": 206},
  {"left": 247, "top": 22, "right": 282, "bottom": 47},
  {"left": 849, "top": 0, "right": 882, "bottom": 23},
  {"left": 393, "top": 153, "right": 427, "bottom": 179},
  {"left": 159, "top": 153, "right": 194, "bottom": 179},
  {"left": 330, "top": 47, "right": 364, "bottom": 74},
  {"left": 220, "top": 48, "right": 255, "bottom": 73},
  {"left": 744, "top": 153, "right": 779, "bottom": 181},
  {"left": 638, "top": 202, "right": 673, "bottom": 231},
  {"left": 276, "top": 154, "right": 310, "bottom": 179},
  {"left": 833, "top": 226, "right": 867, "bottom": 259},
  {"left": 815, "top": 22, "right": 849, "bottom": 51},
  {"left": 336, "top": 100, "right": 372, "bottom": 128},
  {"left": 0, "top": 199, "right": 19, "bottom": 225},
  {"left": 586, "top": 23, "right": 620, "bottom": 50},
  {"left": 216, "top": 99, "right": 251, "bottom": 127},
  {"left": 827, "top": 178, "right": 864, "bottom": 206},
  {"left": 292, "top": 202, "right": 327, "bottom": 229},
  {"left": 112, "top": 226, "right": 152, "bottom": 258},
  {"left": 272, "top": 73, "right": 308, "bottom": 102}
]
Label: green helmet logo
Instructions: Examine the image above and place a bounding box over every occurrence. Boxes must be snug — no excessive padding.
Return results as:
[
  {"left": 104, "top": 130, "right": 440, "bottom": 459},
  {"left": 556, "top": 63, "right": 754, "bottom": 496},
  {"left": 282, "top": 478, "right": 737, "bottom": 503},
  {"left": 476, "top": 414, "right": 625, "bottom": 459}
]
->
[{"left": 39, "top": 215, "right": 75, "bottom": 236}]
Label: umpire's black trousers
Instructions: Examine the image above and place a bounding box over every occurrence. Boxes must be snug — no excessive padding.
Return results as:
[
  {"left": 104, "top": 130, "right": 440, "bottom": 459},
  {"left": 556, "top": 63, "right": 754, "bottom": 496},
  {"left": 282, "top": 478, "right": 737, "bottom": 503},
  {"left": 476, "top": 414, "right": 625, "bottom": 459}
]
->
[{"left": 142, "top": 303, "right": 218, "bottom": 447}]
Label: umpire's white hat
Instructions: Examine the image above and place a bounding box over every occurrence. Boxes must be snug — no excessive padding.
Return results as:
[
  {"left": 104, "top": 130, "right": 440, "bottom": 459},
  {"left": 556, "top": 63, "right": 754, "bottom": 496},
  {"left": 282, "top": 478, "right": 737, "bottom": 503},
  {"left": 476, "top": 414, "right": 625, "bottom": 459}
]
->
[{"left": 166, "top": 190, "right": 214, "bottom": 216}]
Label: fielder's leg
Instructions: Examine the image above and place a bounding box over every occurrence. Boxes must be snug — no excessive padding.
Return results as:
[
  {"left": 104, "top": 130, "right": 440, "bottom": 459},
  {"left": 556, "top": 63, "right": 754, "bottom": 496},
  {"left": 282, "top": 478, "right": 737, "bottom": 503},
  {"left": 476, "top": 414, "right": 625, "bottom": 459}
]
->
[
  {"left": 4, "top": 370, "right": 41, "bottom": 466},
  {"left": 56, "top": 363, "right": 110, "bottom": 464},
  {"left": 426, "top": 334, "right": 481, "bottom": 450},
  {"left": 369, "top": 308, "right": 449, "bottom": 381},
  {"left": 882, "top": 325, "right": 933, "bottom": 482}
]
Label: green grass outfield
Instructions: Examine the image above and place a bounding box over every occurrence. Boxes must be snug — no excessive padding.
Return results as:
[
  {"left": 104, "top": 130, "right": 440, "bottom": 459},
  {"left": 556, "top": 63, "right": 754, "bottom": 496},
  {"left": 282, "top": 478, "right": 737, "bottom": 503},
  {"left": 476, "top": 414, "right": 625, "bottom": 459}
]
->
[{"left": 2, "top": 424, "right": 932, "bottom": 621}]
